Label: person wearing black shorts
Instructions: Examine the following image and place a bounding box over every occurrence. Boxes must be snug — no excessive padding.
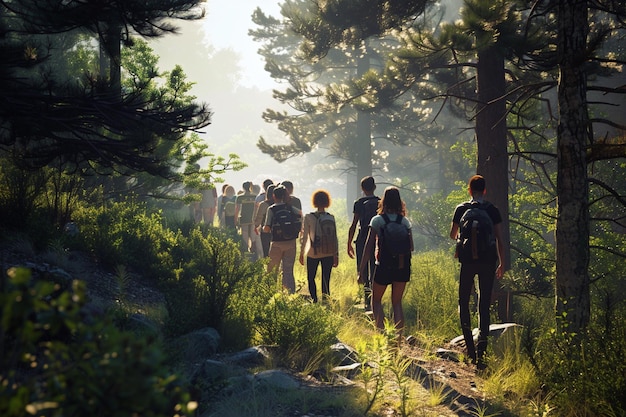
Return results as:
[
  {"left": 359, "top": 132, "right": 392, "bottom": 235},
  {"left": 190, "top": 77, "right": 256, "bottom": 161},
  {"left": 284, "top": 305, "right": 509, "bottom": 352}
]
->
[{"left": 358, "top": 186, "right": 413, "bottom": 334}]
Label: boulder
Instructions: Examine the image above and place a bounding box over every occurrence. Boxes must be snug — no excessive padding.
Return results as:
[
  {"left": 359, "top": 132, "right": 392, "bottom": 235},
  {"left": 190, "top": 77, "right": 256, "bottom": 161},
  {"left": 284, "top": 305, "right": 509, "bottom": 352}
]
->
[
  {"left": 449, "top": 323, "right": 522, "bottom": 356},
  {"left": 180, "top": 327, "right": 221, "bottom": 362},
  {"left": 329, "top": 342, "right": 359, "bottom": 366},
  {"left": 224, "top": 346, "right": 271, "bottom": 368},
  {"left": 254, "top": 369, "right": 300, "bottom": 390},
  {"left": 191, "top": 359, "right": 230, "bottom": 385}
]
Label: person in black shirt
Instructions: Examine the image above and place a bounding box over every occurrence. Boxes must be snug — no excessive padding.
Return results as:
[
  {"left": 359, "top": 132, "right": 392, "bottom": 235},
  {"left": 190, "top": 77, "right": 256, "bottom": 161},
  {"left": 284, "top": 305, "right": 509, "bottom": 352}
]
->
[
  {"left": 348, "top": 176, "right": 380, "bottom": 311},
  {"left": 449, "top": 175, "right": 504, "bottom": 369}
]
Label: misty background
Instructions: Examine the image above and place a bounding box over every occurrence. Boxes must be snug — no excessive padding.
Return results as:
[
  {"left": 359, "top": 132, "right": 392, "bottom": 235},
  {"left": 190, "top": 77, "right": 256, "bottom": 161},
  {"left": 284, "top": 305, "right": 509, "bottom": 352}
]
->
[{"left": 148, "top": 0, "right": 464, "bottom": 215}]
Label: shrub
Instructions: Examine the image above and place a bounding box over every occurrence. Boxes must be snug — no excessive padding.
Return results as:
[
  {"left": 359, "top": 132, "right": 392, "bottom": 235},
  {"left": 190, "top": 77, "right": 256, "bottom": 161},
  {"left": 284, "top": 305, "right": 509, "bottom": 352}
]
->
[
  {"left": 163, "top": 227, "right": 267, "bottom": 339},
  {"left": 254, "top": 292, "right": 341, "bottom": 371},
  {"left": 73, "top": 197, "right": 176, "bottom": 279},
  {"left": 0, "top": 267, "right": 196, "bottom": 417},
  {"left": 536, "top": 320, "right": 626, "bottom": 416}
]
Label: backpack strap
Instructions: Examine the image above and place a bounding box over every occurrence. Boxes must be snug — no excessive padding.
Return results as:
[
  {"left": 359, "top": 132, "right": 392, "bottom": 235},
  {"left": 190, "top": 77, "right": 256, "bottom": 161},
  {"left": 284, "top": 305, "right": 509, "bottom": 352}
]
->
[
  {"left": 381, "top": 213, "right": 402, "bottom": 224},
  {"left": 310, "top": 212, "right": 319, "bottom": 243}
]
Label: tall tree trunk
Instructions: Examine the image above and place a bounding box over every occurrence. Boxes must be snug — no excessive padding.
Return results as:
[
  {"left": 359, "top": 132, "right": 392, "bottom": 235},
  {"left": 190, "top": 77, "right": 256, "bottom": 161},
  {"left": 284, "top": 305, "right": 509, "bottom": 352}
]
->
[
  {"left": 354, "top": 47, "right": 373, "bottom": 195},
  {"left": 99, "top": 22, "right": 122, "bottom": 100},
  {"left": 476, "top": 44, "right": 511, "bottom": 320},
  {"left": 555, "top": 0, "right": 590, "bottom": 333}
]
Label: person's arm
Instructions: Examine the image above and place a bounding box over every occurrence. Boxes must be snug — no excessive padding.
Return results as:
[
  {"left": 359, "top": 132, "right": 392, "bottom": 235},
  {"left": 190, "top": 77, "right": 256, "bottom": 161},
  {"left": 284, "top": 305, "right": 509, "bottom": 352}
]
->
[
  {"left": 299, "top": 214, "right": 309, "bottom": 265},
  {"left": 357, "top": 227, "right": 376, "bottom": 284},
  {"left": 234, "top": 198, "right": 241, "bottom": 226},
  {"left": 251, "top": 202, "right": 261, "bottom": 234},
  {"left": 347, "top": 213, "right": 359, "bottom": 259},
  {"left": 262, "top": 207, "right": 272, "bottom": 234},
  {"left": 449, "top": 222, "right": 459, "bottom": 240},
  {"left": 493, "top": 222, "right": 505, "bottom": 279},
  {"left": 334, "top": 215, "right": 340, "bottom": 267}
]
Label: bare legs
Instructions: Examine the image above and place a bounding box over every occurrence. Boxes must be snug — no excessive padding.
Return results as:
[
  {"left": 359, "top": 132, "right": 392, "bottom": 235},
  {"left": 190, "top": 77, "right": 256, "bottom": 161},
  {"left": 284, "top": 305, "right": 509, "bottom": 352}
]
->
[{"left": 371, "top": 281, "right": 407, "bottom": 332}]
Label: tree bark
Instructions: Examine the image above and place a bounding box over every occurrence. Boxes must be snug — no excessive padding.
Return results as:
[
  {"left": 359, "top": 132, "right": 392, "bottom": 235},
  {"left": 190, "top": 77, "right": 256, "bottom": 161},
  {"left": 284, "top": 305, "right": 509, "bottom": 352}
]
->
[
  {"left": 555, "top": 0, "right": 591, "bottom": 333},
  {"left": 355, "top": 50, "right": 373, "bottom": 195},
  {"left": 476, "top": 44, "right": 511, "bottom": 320}
]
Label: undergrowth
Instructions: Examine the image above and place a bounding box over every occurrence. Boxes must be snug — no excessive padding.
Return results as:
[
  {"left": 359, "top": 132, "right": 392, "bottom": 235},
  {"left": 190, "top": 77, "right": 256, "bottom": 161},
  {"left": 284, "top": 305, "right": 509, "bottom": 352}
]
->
[{"left": 2, "top": 196, "right": 625, "bottom": 417}]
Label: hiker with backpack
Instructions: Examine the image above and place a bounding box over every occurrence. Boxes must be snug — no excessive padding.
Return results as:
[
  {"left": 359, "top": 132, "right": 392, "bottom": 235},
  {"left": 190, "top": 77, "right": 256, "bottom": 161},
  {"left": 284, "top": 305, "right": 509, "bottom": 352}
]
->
[
  {"left": 348, "top": 176, "right": 380, "bottom": 311},
  {"left": 254, "top": 184, "right": 275, "bottom": 258},
  {"left": 263, "top": 185, "right": 302, "bottom": 293},
  {"left": 235, "top": 181, "right": 262, "bottom": 260},
  {"left": 299, "top": 190, "right": 339, "bottom": 303},
  {"left": 358, "top": 186, "right": 413, "bottom": 334},
  {"left": 219, "top": 185, "right": 237, "bottom": 229},
  {"left": 449, "top": 175, "right": 504, "bottom": 370}
]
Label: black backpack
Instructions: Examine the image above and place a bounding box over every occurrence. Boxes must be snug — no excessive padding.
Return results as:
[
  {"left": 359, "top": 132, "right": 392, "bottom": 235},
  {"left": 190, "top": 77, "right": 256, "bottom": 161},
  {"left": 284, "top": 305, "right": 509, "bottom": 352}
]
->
[
  {"left": 379, "top": 214, "right": 412, "bottom": 269},
  {"left": 271, "top": 205, "right": 301, "bottom": 241},
  {"left": 358, "top": 196, "right": 380, "bottom": 240},
  {"left": 457, "top": 201, "right": 496, "bottom": 263}
]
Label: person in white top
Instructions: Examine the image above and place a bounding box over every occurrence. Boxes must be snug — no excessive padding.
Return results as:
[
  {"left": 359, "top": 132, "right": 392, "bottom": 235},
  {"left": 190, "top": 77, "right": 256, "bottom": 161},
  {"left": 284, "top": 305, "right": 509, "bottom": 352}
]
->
[{"left": 358, "top": 186, "right": 413, "bottom": 334}]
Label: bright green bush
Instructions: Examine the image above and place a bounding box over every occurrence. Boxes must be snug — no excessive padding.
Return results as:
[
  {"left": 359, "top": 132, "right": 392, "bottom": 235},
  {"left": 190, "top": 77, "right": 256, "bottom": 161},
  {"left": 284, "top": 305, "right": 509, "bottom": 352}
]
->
[
  {"left": 73, "top": 197, "right": 176, "bottom": 278},
  {"left": 163, "top": 227, "right": 268, "bottom": 339},
  {"left": 0, "top": 267, "right": 196, "bottom": 417},
  {"left": 255, "top": 293, "right": 341, "bottom": 370}
]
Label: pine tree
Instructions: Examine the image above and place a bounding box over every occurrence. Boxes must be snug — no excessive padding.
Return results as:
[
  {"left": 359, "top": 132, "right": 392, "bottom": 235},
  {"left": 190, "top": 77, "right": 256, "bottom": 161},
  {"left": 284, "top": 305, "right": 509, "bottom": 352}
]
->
[
  {"left": 251, "top": 1, "right": 434, "bottom": 196},
  {"left": 0, "top": 0, "right": 209, "bottom": 177}
]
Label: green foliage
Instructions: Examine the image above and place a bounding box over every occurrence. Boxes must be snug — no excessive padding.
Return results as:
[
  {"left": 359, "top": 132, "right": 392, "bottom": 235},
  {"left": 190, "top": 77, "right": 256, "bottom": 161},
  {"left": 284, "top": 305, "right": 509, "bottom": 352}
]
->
[
  {"left": 254, "top": 293, "right": 341, "bottom": 370},
  {"left": 535, "top": 321, "right": 626, "bottom": 416},
  {"left": 73, "top": 197, "right": 176, "bottom": 277},
  {"left": 0, "top": 267, "right": 196, "bottom": 417},
  {"left": 0, "top": 157, "right": 48, "bottom": 232},
  {"left": 508, "top": 184, "right": 556, "bottom": 296},
  {"left": 510, "top": 293, "right": 626, "bottom": 416},
  {"left": 403, "top": 251, "right": 460, "bottom": 339},
  {"left": 163, "top": 227, "right": 267, "bottom": 339},
  {"left": 410, "top": 191, "right": 459, "bottom": 252}
]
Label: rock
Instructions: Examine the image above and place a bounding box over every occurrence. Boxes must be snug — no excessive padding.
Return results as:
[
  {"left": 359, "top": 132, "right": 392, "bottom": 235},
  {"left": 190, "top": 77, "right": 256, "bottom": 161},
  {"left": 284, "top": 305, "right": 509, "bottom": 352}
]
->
[
  {"left": 436, "top": 348, "right": 460, "bottom": 362},
  {"left": 254, "top": 369, "right": 300, "bottom": 390},
  {"left": 180, "top": 327, "right": 221, "bottom": 362},
  {"left": 490, "top": 323, "right": 523, "bottom": 357},
  {"left": 450, "top": 323, "right": 520, "bottom": 345},
  {"left": 225, "top": 346, "right": 271, "bottom": 367},
  {"left": 191, "top": 359, "right": 230, "bottom": 385},
  {"left": 331, "top": 361, "right": 362, "bottom": 379},
  {"left": 329, "top": 342, "right": 359, "bottom": 366}
]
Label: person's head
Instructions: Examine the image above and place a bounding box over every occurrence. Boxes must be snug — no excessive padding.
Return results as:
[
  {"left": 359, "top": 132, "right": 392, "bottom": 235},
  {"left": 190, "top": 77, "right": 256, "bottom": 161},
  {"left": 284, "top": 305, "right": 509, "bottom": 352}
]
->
[
  {"left": 468, "top": 175, "right": 486, "bottom": 197},
  {"left": 225, "top": 185, "right": 236, "bottom": 197},
  {"left": 221, "top": 183, "right": 229, "bottom": 194},
  {"left": 281, "top": 180, "right": 294, "bottom": 194},
  {"left": 361, "top": 176, "right": 376, "bottom": 193},
  {"left": 242, "top": 181, "right": 252, "bottom": 193},
  {"left": 262, "top": 178, "right": 274, "bottom": 191},
  {"left": 252, "top": 183, "right": 260, "bottom": 195},
  {"left": 379, "top": 186, "right": 405, "bottom": 215},
  {"left": 265, "top": 185, "right": 276, "bottom": 202},
  {"left": 312, "top": 189, "right": 331, "bottom": 209},
  {"left": 273, "top": 184, "right": 287, "bottom": 202}
]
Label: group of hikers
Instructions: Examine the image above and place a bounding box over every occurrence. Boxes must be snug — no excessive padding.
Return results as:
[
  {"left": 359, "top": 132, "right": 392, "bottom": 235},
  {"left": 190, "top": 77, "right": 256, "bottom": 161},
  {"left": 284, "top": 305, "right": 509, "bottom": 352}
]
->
[{"left": 191, "top": 174, "right": 504, "bottom": 370}]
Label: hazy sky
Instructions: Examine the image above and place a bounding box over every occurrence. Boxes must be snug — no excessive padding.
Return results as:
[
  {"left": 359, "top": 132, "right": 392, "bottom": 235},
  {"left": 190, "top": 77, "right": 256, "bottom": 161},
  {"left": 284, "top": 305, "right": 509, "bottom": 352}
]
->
[
  {"left": 202, "top": 0, "right": 281, "bottom": 89},
  {"left": 150, "top": 1, "right": 336, "bottom": 202}
]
